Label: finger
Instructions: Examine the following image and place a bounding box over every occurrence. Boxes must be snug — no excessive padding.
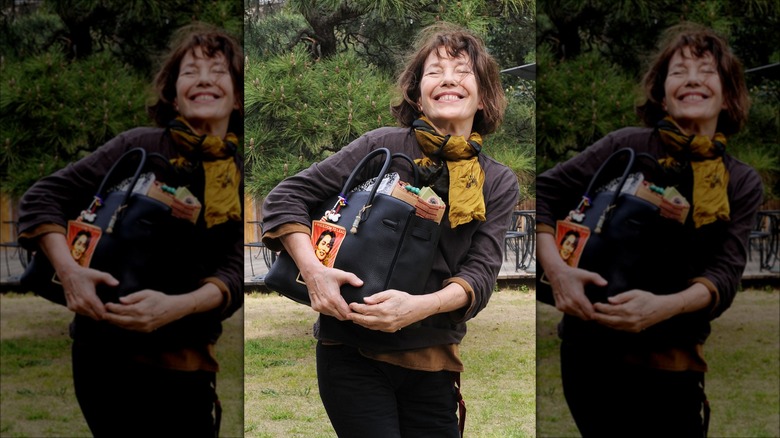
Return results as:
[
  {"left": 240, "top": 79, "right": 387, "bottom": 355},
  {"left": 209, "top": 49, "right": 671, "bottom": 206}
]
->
[
  {"left": 587, "top": 272, "right": 608, "bottom": 287},
  {"left": 349, "top": 302, "right": 371, "bottom": 314},
  {"left": 362, "top": 291, "right": 394, "bottom": 305},
  {"left": 606, "top": 292, "right": 634, "bottom": 305},
  {"left": 97, "top": 272, "right": 120, "bottom": 287},
  {"left": 118, "top": 292, "right": 148, "bottom": 305}
]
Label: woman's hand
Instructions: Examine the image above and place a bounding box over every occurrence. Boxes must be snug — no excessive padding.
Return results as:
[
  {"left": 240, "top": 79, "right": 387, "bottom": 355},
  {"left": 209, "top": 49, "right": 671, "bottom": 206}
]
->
[
  {"left": 537, "top": 232, "right": 606, "bottom": 320},
  {"left": 59, "top": 265, "right": 119, "bottom": 320},
  {"left": 347, "top": 283, "right": 469, "bottom": 332},
  {"left": 280, "top": 231, "right": 363, "bottom": 321},
  {"left": 548, "top": 265, "right": 607, "bottom": 320},
  {"left": 592, "top": 290, "right": 682, "bottom": 332},
  {"left": 305, "top": 265, "right": 363, "bottom": 321},
  {"left": 347, "top": 290, "right": 426, "bottom": 332},
  {"left": 103, "top": 290, "right": 186, "bottom": 332},
  {"left": 102, "top": 282, "right": 225, "bottom": 333},
  {"left": 37, "top": 232, "right": 118, "bottom": 320},
  {"left": 593, "top": 283, "right": 712, "bottom": 332}
]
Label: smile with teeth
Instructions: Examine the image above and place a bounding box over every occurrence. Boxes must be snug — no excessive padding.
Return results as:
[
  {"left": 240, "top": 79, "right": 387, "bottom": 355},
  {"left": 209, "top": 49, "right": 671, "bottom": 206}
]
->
[
  {"left": 436, "top": 94, "right": 463, "bottom": 101},
  {"left": 192, "top": 94, "right": 219, "bottom": 101},
  {"left": 680, "top": 94, "right": 707, "bottom": 102}
]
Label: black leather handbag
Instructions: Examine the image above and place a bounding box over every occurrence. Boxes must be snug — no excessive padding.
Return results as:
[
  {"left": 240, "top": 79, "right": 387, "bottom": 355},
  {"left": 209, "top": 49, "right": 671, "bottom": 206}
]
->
[
  {"left": 20, "top": 148, "right": 181, "bottom": 305},
  {"left": 264, "top": 147, "right": 442, "bottom": 305},
  {"left": 537, "top": 148, "right": 665, "bottom": 305}
]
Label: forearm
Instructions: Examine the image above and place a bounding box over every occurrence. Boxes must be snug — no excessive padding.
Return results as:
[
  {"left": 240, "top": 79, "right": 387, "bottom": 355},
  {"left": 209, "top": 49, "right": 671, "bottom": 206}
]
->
[
  {"left": 418, "top": 282, "right": 470, "bottom": 318},
  {"left": 538, "top": 232, "right": 566, "bottom": 279},
  {"left": 38, "top": 232, "right": 80, "bottom": 278},
  {"left": 662, "top": 282, "right": 712, "bottom": 317},
  {"left": 280, "top": 231, "right": 326, "bottom": 281},
  {"left": 173, "top": 282, "right": 225, "bottom": 318}
]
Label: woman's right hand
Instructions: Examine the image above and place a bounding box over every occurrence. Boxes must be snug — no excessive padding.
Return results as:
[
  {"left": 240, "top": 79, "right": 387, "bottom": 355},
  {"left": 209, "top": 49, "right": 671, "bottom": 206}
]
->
[
  {"left": 58, "top": 265, "right": 119, "bottom": 320},
  {"left": 38, "top": 232, "right": 118, "bottom": 320},
  {"left": 281, "top": 232, "right": 363, "bottom": 320},
  {"left": 303, "top": 264, "right": 363, "bottom": 320},
  {"left": 537, "top": 232, "right": 606, "bottom": 320}
]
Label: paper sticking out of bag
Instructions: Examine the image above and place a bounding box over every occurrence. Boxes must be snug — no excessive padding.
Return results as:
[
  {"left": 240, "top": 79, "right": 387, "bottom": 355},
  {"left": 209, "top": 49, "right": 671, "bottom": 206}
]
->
[
  {"left": 634, "top": 181, "right": 689, "bottom": 224},
  {"left": 146, "top": 181, "right": 202, "bottom": 224},
  {"left": 390, "top": 181, "right": 446, "bottom": 224},
  {"left": 350, "top": 172, "right": 400, "bottom": 195}
]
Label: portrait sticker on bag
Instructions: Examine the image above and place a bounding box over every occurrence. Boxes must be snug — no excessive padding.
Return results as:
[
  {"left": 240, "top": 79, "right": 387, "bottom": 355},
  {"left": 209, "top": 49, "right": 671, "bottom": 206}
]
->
[
  {"left": 311, "top": 220, "right": 347, "bottom": 267},
  {"left": 295, "top": 220, "right": 347, "bottom": 286},
  {"left": 555, "top": 220, "right": 591, "bottom": 268},
  {"left": 53, "top": 220, "right": 103, "bottom": 285}
]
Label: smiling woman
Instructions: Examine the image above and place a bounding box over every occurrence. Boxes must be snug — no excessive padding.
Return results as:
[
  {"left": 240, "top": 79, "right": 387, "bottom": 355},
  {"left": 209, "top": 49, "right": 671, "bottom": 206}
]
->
[
  {"left": 16, "top": 22, "right": 244, "bottom": 437},
  {"left": 536, "top": 22, "right": 762, "bottom": 436},
  {"left": 261, "top": 22, "right": 519, "bottom": 436}
]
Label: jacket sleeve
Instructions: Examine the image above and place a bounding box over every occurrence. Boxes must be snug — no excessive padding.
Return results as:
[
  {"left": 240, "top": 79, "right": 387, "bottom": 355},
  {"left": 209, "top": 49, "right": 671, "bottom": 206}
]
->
[
  {"left": 697, "top": 161, "right": 763, "bottom": 319},
  {"left": 17, "top": 132, "right": 138, "bottom": 249},
  {"left": 449, "top": 161, "right": 519, "bottom": 323}
]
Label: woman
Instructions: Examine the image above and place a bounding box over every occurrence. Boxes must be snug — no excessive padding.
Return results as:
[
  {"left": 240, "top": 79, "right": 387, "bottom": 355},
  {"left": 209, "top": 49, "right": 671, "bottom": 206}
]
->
[
  {"left": 70, "top": 230, "right": 93, "bottom": 267},
  {"left": 536, "top": 23, "right": 763, "bottom": 436},
  {"left": 17, "top": 23, "right": 243, "bottom": 437},
  {"left": 262, "top": 23, "right": 518, "bottom": 437}
]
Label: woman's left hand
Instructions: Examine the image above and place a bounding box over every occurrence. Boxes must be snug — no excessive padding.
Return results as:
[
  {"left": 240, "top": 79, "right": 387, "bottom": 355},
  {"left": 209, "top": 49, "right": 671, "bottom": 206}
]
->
[
  {"left": 347, "top": 290, "right": 427, "bottom": 332},
  {"left": 103, "top": 290, "right": 185, "bottom": 333},
  {"left": 592, "top": 290, "right": 681, "bottom": 333}
]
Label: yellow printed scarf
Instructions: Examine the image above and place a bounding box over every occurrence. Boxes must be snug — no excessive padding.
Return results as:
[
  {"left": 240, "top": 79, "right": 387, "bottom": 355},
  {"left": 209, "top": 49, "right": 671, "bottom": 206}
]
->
[
  {"left": 657, "top": 117, "right": 730, "bottom": 228},
  {"left": 168, "top": 117, "right": 242, "bottom": 228},
  {"left": 413, "top": 117, "right": 485, "bottom": 228}
]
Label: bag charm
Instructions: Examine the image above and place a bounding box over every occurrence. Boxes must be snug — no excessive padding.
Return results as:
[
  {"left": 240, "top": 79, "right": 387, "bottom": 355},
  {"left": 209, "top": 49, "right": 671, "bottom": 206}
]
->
[
  {"left": 568, "top": 196, "right": 591, "bottom": 223},
  {"left": 322, "top": 195, "right": 347, "bottom": 223},
  {"left": 79, "top": 196, "right": 103, "bottom": 223}
]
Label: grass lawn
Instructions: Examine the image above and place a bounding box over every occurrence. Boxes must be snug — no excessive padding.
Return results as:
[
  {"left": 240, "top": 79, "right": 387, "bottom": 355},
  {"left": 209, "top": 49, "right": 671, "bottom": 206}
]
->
[
  {"left": 536, "top": 288, "right": 780, "bottom": 438},
  {"left": 244, "top": 288, "right": 537, "bottom": 437},
  {"left": 0, "top": 293, "right": 244, "bottom": 438}
]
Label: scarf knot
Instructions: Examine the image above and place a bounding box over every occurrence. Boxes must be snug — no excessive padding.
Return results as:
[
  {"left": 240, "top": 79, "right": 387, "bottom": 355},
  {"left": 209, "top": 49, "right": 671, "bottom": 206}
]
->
[
  {"left": 657, "top": 116, "right": 730, "bottom": 228},
  {"left": 168, "top": 117, "right": 242, "bottom": 228},
  {"left": 413, "top": 116, "right": 485, "bottom": 228}
]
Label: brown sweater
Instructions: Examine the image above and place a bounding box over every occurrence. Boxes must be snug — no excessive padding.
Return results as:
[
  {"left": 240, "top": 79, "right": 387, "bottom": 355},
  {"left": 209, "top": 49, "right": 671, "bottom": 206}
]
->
[
  {"left": 536, "top": 127, "right": 763, "bottom": 371},
  {"left": 262, "top": 127, "right": 519, "bottom": 368}
]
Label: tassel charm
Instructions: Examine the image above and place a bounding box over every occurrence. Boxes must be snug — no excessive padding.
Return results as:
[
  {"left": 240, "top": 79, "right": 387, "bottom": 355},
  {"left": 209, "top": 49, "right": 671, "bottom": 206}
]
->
[{"left": 350, "top": 204, "right": 372, "bottom": 234}]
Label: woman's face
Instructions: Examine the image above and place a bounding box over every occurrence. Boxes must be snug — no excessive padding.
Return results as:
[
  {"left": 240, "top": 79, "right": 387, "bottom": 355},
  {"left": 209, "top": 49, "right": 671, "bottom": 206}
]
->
[
  {"left": 174, "top": 46, "right": 238, "bottom": 138},
  {"left": 662, "top": 47, "right": 725, "bottom": 137},
  {"left": 315, "top": 235, "right": 333, "bottom": 261},
  {"left": 71, "top": 235, "right": 88, "bottom": 261},
  {"left": 560, "top": 234, "right": 577, "bottom": 261},
  {"left": 417, "top": 46, "right": 483, "bottom": 137}
]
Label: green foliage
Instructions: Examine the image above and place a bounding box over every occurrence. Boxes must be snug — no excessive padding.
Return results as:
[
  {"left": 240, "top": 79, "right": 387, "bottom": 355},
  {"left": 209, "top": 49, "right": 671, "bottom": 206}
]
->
[
  {"left": 535, "top": 46, "right": 637, "bottom": 173},
  {"left": 244, "top": 47, "right": 393, "bottom": 197},
  {"left": 537, "top": 0, "right": 780, "bottom": 199},
  {"left": 0, "top": 11, "right": 64, "bottom": 59},
  {"left": 490, "top": 90, "right": 537, "bottom": 200},
  {"left": 0, "top": 49, "right": 149, "bottom": 196},
  {"left": 244, "top": 10, "right": 309, "bottom": 61},
  {"left": 244, "top": 2, "right": 538, "bottom": 199}
]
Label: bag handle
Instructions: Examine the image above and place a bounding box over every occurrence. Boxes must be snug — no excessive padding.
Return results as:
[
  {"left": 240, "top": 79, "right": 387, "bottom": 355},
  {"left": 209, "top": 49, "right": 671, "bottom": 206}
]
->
[
  {"left": 579, "top": 148, "right": 635, "bottom": 233},
  {"left": 339, "top": 148, "right": 392, "bottom": 234},
  {"left": 95, "top": 147, "right": 149, "bottom": 205},
  {"left": 90, "top": 148, "right": 170, "bottom": 233},
  {"left": 391, "top": 152, "right": 421, "bottom": 187}
]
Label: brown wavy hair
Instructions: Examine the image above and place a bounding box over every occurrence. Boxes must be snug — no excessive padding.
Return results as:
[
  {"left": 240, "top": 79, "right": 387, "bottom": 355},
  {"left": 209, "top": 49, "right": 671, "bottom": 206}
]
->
[
  {"left": 391, "top": 22, "right": 506, "bottom": 136},
  {"left": 636, "top": 22, "right": 749, "bottom": 136},
  {"left": 147, "top": 23, "right": 244, "bottom": 136}
]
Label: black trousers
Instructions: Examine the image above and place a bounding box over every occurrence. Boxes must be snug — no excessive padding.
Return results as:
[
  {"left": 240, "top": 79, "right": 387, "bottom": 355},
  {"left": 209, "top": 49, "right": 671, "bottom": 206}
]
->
[
  {"left": 72, "top": 341, "right": 218, "bottom": 438},
  {"left": 316, "top": 342, "right": 460, "bottom": 438},
  {"left": 560, "top": 340, "right": 707, "bottom": 438}
]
